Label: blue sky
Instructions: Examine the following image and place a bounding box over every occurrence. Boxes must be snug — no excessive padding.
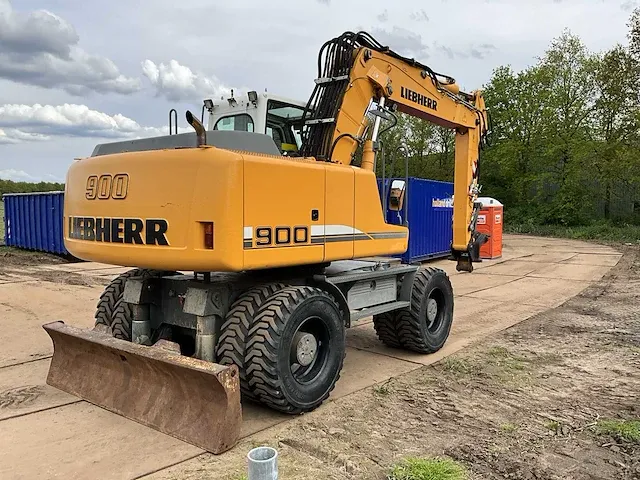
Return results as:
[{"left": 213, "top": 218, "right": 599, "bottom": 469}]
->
[{"left": 0, "top": 0, "right": 634, "bottom": 182}]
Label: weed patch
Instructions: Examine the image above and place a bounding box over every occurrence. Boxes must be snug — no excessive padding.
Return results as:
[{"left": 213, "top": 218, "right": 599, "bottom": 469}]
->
[
  {"left": 500, "top": 423, "right": 518, "bottom": 433},
  {"left": 441, "top": 357, "right": 479, "bottom": 376},
  {"left": 374, "top": 381, "right": 392, "bottom": 396},
  {"left": 487, "top": 347, "right": 527, "bottom": 371},
  {"left": 593, "top": 419, "right": 640, "bottom": 443},
  {"left": 388, "top": 457, "right": 467, "bottom": 480}
]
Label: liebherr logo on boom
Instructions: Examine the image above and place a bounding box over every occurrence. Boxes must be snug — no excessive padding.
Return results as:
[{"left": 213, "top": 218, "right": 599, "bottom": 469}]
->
[{"left": 400, "top": 87, "right": 438, "bottom": 111}]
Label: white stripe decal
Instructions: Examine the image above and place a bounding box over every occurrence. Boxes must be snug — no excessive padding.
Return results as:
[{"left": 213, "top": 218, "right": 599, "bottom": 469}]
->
[
  {"left": 317, "top": 225, "right": 364, "bottom": 236},
  {"left": 243, "top": 227, "right": 252, "bottom": 240}
]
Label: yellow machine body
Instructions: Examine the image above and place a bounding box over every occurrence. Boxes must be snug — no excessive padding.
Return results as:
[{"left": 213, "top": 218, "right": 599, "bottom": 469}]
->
[
  {"left": 64, "top": 147, "right": 408, "bottom": 271},
  {"left": 44, "top": 31, "right": 490, "bottom": 455}
]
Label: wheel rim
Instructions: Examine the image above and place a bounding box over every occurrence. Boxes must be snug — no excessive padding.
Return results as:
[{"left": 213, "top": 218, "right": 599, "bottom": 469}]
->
[
  {"left": 426, "top": 288, "right": 446, "bottom": 333},
  {"left": 288, "top": 315, "right": 330, "bottom": 385}
]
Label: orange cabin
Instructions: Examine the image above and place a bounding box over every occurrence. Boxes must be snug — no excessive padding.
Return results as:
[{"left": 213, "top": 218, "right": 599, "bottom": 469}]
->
[{"left": 476, "top": 197, "right": 503, "bottom": 259}]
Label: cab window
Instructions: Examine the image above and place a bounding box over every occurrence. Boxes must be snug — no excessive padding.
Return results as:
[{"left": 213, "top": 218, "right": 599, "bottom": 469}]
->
[
  {"left": 266, "top": 100, "right": 305, "bottom": 154},
  {"left": 214, "top": 114, "right": 254, "bottom": 132}
]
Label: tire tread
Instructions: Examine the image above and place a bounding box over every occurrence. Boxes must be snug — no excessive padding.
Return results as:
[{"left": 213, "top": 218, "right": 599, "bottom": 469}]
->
[
  {"left": 107, "top": 269, "right": 174, "bottom": 341},
  {"left": 245, "top": 286, "right": 344, "bottom": 413},
  {"left": 396, "top": 267, "right": 452, "bottom": 353},
  {"left": 216, "top": 283, "right": 284, "bottom": 399},
  {"left": 372, "top": 312, "right": 401, "bottom": 348}
]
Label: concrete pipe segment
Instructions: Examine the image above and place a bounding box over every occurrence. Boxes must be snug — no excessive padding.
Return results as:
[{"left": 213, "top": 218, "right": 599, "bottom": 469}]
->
[{"left": 247, "top": 446, "right": 278, "bottom": 480}]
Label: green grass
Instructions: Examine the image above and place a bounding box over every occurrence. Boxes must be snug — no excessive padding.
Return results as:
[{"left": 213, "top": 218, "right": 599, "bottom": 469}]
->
[
  {"left": 441, "top": 357, "right": 478, "bottom": 376},
  {"left": 545, "top": 420, "right": 560, "bottom": 431},
  {"left": 593, "top": 419, "right": 640, "bottom": 442},
  {"left": 487, "top": 347, "right": 527, "bottom": 371},
  {"left": 373, "top": 382, "right": 392, "bottom": 395},
  {"left": 505, "top": 221, "right": 640, "bottom": 244},
  {"left": 500, "top": 422, "right": 518, "bottom": 433},
  {"left": 388, "top": 457, "right": 467, "bottom": 480}
]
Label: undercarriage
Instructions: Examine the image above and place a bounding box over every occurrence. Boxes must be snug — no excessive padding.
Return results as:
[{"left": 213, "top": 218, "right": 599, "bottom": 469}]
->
[{"left": 44, "top": 259, "right": 454, "bottom": 453}]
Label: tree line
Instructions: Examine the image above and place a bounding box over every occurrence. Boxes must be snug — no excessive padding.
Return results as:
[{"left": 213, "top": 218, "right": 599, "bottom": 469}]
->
[
  {"left": 378, "top": 9, "right": 640, "bottom": 227},
  {"left": 0, "top": 179, "right": 64, "bottom": 197}
]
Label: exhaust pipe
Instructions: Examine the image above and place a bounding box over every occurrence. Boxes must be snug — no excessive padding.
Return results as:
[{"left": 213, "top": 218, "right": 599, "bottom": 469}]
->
[{"left": 186, "top": 110, "right": 206, "bottom": 147}]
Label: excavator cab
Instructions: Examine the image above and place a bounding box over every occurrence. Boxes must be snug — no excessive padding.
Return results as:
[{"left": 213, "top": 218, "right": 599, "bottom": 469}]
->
[{"left": 205, "top": 91, "right": 305, "bottom": 155}]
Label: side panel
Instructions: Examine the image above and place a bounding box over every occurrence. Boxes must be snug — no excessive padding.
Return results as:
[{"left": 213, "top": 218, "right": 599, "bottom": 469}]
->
[
  {"left": 406, "top": 178, "right": 453, "bottom": 262},
  {"left": 324, "top": 165, "right": 355, "bottom": 262},
  {"left": 354, "top": 169, "right": 408, "bottom": 258},
  {"left": 2, "top": 192, "right": 67, "bottom": 255},
  {"left": 243, "top": 156, "right": 325, "bottom": 269},
  {"left": 378, "top": 177, "right": 454, "bottom": 262}
]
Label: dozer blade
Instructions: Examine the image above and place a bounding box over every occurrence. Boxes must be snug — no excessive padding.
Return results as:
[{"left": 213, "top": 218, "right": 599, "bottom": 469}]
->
[{"left": 42, "top": 321, "right": 241, "bottom": 454}]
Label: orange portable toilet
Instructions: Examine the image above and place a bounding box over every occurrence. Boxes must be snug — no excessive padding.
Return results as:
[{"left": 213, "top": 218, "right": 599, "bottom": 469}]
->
[{"left": 476, "top": 197, "right": 503, "bottom": 259}]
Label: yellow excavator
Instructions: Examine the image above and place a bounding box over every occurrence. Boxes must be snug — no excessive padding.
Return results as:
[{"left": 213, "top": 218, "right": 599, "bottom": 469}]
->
[{"left": 43, "top": 31, "right": 488, "bottom": 454}]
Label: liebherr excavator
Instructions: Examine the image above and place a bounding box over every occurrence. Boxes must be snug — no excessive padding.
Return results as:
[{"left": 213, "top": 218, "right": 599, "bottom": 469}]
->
[{"left": 43, "top": 31, "right": 488, "bottom": 454}]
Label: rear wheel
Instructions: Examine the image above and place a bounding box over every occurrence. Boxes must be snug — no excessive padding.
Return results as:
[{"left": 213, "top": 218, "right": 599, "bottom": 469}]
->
[
  {"left": 396, "top": 267, "right": 454, "bottom": 353},
  {"left": 95, "top": 268, "right": 156, "bottom": 329},
  {"left": 95, "top": 268, "right": 176, "bottom": 341},
  {"left": 216, "top": 283, "right": 284, "bottom": 400},
  {"left": 245, "top": 286, "right": 345, "bottom": 413}
]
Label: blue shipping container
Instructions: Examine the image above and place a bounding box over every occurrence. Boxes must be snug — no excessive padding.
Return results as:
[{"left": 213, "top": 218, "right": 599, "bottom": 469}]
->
[
  {"left": 2, "top": 191, "right": 68, "bottom": 255},
  {"left": 378, "top": 177, "right": 454, "bottom": 263}
]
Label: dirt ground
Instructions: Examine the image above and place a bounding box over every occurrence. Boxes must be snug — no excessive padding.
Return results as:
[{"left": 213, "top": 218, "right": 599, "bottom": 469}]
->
[
  {"left": 0, "top": 236, "right": 636, "bottom": 479},
  {"left": 0, "top": 246, "right": 109, "bottom": 286},
  {"left": 148, "top": 245, "right": 640, "bottom": 480}
]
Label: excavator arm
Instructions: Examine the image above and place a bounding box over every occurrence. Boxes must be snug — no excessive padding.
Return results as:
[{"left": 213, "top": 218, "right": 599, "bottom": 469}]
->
[{"left": 299, "top": 32, "right": 489, "bottom": 271}]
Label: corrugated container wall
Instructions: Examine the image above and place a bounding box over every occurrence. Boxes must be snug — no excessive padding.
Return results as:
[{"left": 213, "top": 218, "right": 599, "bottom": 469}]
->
[
  {"left": 378, "top": 177, "right": 453, "bottom": 263},
  {"left": 2, "top": 192, "right": 68, "bottom": 255}
]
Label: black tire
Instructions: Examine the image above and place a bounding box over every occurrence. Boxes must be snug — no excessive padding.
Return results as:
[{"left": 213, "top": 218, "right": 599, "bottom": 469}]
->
[
  {"left": 245, "top": 286, "right": 345, "bottom": 414},
  {"left": 102, "top": 269, "right": 176, "bottom": 341},
  {"left": 94, "top": 268, "right": 159, "bottom": 329},
  {"left": 372, "top": 312, "right": 401, "bottom": 348},
  {"left": 396, "top": 267, "right": 454, "bottom": 353},
  {"left": 216, "top": 283, "right": 284, "bottom": 400}
]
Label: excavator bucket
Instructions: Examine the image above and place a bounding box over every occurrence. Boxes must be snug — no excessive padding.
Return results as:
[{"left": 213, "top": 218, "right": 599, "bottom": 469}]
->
[{"left": 42, "top": 321, "right": 241, "bottom": 454}]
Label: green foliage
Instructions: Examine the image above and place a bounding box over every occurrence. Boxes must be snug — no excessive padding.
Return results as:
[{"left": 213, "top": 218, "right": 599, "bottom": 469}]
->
[
  {"left": 376, "top": 9, "right": 640, "bottom": 229},
  {"left": 388, "top": 457, "right": 467, "bottom": 480},
  {"left": 0, "top": 179, "right": 64, "bottom": 197},
  {"left": 593, "top": 419, "right": 640, "bottom": 443},
  {"left": 500, "top": 423, "right": 518, "bottom": 433},
  {"left": 545, "top": 421, "right": 560, "bottom": 431},
  {"left": 505, "top": 220, "right": 640, "bottom": 243}
]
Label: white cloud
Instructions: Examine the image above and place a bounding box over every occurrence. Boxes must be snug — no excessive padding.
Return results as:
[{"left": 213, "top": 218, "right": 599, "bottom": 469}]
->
[
  {"left": 409, "top": 9, "right": 429, "bottom": 22},
  {"left": 369, "top": 26, "right": 430, "bottom": 59},
  {"left": 0, "top": 127, "right": 50, "bottom": 144},
  {"left": 0, "top": 103, "right": 166, "bottom": 141},
  {"left": 0, "top": 0, "right": 140, "bottom": 95},
  {"left": 0, "top": 169, "right": 64, "bottom": 183},
  {"left": 0, "top": 168, "right": 40, "bottom": 182},
  {"left": 142, "top": 59, "right": 238, "bottom": 102}
]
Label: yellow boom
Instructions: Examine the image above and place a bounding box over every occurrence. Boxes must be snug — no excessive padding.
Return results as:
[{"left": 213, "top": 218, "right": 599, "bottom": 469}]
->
[{"left": 298, "top": 31, "right": 489, "bottom": 270}]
